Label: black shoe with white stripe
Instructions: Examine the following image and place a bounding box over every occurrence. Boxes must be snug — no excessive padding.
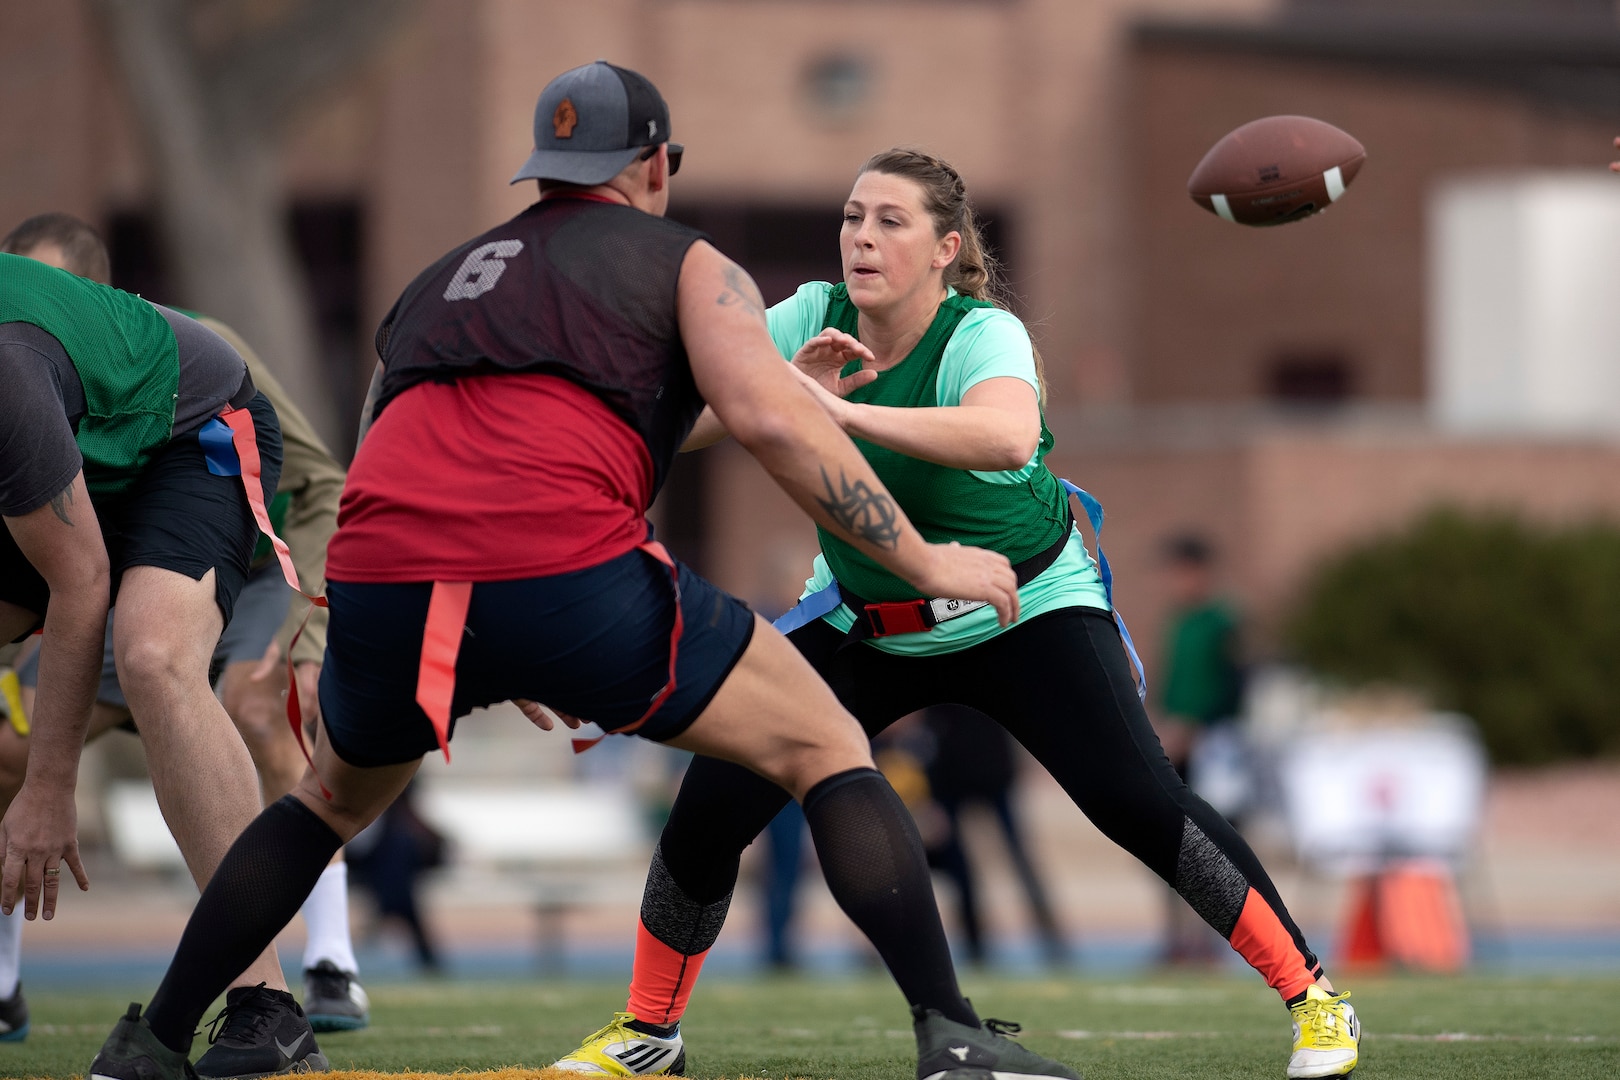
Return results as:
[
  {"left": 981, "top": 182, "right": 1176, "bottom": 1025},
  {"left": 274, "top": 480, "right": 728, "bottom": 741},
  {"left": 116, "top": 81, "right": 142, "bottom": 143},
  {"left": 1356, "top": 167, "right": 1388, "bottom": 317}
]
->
[
  {"left": 914, "top": 1006, "right": 1083, "bottom": 1080},
  {"left": 193, "top": 985, "right": 328, "bottom": 1079}
]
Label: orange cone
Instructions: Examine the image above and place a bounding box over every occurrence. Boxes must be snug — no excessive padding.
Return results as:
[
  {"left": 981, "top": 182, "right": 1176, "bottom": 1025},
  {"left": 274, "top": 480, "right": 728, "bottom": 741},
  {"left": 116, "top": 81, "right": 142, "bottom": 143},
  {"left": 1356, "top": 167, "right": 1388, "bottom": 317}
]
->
[
  {"left": 1338, "top": 861, "right": 1469, "bottom": 973},
  {"left": 1379, "top": 861, "right": 1470, "bottom": 972},
  {"left": 1338, "top": 874, "right": 1388, "bottom": 970}
]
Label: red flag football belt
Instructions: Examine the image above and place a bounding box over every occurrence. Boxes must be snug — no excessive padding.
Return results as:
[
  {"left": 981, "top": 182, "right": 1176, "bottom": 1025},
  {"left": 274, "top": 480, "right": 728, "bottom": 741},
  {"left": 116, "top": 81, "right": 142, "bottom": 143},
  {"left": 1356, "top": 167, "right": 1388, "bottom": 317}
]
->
[
  {"left": 415, "top": 541, "right": 684, "bottom": 761},
  {"left": 206, "top": 406, "right": 333, "bottom": 795},
  {"left": 838, "top": 520, "right": 1071, "bottom": 641}
]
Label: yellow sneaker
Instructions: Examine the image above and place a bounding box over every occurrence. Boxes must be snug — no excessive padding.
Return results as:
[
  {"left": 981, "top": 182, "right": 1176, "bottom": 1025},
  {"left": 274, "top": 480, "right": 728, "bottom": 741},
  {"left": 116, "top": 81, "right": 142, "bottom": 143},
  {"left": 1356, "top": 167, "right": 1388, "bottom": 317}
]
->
[
  {"left": 1288, "top": 986, "right": 1359, "bottom": 1078},
  {"left": 553, "top": 1012, "right": 686, "bottom": 1077}
]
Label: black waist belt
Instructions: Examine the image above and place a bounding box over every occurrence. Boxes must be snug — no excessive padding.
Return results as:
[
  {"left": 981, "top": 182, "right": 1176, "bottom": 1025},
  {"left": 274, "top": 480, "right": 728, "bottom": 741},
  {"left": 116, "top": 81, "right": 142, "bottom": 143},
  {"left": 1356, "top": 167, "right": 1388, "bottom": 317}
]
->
[{"left": 837, "top": 517, "right": 1072, "bottom": 642}]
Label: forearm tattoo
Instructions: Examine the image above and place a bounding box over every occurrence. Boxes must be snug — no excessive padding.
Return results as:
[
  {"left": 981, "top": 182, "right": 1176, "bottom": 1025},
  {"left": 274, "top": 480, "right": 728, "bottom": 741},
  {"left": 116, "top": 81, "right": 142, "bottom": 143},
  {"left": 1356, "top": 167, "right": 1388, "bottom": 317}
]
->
[
  {"left": 48, "top": 486, "right": 75, "bottom": 526},
  {"left": 716, "top": 263, "right": 766, "bottom": 322},
  {"left": 816, "top": 466, "right": 902, "bottom": 551}
]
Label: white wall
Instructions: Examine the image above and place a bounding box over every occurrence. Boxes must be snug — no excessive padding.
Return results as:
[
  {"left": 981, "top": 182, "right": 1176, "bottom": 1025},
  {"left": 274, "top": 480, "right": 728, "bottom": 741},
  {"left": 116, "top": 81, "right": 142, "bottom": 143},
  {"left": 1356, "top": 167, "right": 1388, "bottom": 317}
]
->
[{"left": 1429, "top": 172, "right": 1620, "bottom": 437}]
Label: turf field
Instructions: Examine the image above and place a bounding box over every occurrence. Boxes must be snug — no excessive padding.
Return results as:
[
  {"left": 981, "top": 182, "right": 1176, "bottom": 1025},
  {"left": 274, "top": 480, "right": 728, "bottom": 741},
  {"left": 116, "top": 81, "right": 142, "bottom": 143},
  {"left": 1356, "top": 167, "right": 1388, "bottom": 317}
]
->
[{"left": 3, "top": 972, "right": 1616, "bottom": 1079}]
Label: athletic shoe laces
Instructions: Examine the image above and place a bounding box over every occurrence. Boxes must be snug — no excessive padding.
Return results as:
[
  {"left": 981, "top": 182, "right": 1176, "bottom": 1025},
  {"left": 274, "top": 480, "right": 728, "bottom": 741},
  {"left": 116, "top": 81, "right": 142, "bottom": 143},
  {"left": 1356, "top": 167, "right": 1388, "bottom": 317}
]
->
[
  {"left": 983, "top": 1018, "right": 1022, "bottom": 1038},
  {"left": 1297, "top": 991, "right": 1354, "bottom": 1046},
  {"left": 204, "top": 984, "right": 277, "bottom": 1046},
  {"left": 583, "top": 1012, "right": 638, "bottom": 1047}
]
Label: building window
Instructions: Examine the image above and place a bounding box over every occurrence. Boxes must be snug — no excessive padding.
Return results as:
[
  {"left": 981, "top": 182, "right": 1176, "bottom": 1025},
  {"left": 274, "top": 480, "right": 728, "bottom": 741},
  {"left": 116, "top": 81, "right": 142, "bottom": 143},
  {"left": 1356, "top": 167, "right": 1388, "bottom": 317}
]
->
[
  {"left": 1267, "top": 350, "right": 1355, "bottom": 406},
  {"left": 802, "top": 52, "right": 873, "bottom": 127}
]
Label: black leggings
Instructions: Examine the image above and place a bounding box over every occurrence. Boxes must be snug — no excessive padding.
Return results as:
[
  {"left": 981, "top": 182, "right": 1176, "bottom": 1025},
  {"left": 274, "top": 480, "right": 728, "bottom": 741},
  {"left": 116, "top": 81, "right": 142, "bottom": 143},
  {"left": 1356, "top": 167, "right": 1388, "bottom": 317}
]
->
[{"left": 659, "top": 606, "right": 1323, "bottom": 996}]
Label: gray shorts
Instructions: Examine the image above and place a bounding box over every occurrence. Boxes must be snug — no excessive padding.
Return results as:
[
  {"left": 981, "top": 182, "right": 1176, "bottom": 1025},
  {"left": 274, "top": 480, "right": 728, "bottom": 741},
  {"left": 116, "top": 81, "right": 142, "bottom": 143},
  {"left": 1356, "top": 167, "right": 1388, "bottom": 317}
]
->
[
  {"left": 16, "top": 562, "right": 292, "bottom": 712},
  {"left": 214, "top": 561, "right": 293, "bottom": 668},
  {"left": 15, "top": 621, "right": 124, "bottom": 709}
]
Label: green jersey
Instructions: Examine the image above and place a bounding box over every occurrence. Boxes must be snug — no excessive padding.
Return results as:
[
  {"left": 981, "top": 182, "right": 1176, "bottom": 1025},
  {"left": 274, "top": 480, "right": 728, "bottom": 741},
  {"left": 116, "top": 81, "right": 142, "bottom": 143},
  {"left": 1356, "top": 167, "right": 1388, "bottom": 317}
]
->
[
  {"left": 767, "top": 281, "right": 1109, "bottom": 656},
  {"left": 1160, "top": 600, "right": 1243, "bottom": 725},
  {"left": 0, "top": 253, "right": 179, "bottom": 496}
]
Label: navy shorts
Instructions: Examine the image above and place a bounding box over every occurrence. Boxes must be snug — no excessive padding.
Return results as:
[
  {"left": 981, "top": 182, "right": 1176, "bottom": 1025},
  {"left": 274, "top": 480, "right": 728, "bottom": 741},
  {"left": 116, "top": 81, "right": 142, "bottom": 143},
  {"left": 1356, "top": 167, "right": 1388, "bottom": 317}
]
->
[
  {"left": 0, "top": 391, "right": 282, "bottom": 636},
  {"left": 318, "top": 545, "right": 757, "bottom": 767}
]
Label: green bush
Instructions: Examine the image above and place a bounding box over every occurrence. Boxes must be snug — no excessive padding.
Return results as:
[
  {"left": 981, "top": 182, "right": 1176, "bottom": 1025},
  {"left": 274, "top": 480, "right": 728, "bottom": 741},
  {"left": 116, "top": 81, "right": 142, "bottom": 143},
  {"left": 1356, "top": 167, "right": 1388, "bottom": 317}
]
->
[{"left": 1282, "top": 507, "right": 1620, "bottom": 764}]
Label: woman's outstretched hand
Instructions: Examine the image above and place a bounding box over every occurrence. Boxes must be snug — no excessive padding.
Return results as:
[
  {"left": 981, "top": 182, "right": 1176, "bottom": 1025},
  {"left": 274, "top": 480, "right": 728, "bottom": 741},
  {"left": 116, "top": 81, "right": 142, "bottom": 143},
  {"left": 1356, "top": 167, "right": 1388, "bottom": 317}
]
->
[{"left": 792, "top": 329, "right": 879, "bottom": 397}]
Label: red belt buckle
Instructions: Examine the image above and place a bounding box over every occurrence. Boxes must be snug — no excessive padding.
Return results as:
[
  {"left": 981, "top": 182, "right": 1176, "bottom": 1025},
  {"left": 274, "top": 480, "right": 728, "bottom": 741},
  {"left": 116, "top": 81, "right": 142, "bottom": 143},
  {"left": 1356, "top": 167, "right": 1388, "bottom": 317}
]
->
[{"left": 865, "top": 601, "right": 930, "bottom": 637}]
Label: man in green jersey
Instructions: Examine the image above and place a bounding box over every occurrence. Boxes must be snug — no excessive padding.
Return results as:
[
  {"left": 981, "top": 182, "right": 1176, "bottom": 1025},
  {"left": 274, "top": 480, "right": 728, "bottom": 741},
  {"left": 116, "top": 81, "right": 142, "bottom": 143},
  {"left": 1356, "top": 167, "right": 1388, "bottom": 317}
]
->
[
  {"left": 1155, "top": 532, "right": 1248, "bottom": 966},
  {"left": 1, "top": 214, "right": 370, "bottom": 1050},
  {"left": 0, "top": 250, "right": 327, "bottom": 1074}
]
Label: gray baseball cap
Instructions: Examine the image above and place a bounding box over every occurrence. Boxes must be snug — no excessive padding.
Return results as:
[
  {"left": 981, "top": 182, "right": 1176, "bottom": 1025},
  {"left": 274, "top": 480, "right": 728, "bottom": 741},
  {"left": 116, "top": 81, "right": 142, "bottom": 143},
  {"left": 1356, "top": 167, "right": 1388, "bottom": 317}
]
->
[{"left": 511, "top": 61, "right": 676, "bottom": 186}]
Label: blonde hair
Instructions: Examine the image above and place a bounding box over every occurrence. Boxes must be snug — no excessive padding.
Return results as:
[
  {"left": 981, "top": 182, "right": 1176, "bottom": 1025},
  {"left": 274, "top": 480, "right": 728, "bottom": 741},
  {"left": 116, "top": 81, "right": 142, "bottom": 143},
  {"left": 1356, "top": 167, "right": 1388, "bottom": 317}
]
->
[{"left": 858, "top": 148, "right": 1046, "bottom": 399}]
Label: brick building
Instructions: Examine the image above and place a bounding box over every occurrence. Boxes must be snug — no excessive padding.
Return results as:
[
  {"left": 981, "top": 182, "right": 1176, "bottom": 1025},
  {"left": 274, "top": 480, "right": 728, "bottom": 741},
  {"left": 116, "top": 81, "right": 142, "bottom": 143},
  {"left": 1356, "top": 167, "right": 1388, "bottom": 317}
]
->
[{"left": 3, "top": 0, "right": 1619, "bottom": 674}]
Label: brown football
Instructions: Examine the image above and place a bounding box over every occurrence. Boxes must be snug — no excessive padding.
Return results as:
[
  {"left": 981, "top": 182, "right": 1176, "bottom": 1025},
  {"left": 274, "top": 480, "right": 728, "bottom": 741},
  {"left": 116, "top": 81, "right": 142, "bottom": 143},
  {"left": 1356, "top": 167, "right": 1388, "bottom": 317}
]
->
[{"left": 1187, "top": 115, "right": 1365, "bottom": 226}]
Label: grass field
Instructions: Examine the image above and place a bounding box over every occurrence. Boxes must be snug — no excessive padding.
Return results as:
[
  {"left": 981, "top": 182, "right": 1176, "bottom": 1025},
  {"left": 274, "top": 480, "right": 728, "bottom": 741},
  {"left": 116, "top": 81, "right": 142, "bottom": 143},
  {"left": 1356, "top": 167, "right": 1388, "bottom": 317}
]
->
[{"left": 3, "top": 972, "right": 1617, "bottom": 1079}]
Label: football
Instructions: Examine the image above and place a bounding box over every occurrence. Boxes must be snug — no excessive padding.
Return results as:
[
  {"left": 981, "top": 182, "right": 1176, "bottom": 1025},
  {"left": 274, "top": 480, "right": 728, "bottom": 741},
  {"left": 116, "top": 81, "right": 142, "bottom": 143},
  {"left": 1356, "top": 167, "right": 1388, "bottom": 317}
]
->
[{"left": 1187, "top": 115, "right": 1365, "bottom": 226}]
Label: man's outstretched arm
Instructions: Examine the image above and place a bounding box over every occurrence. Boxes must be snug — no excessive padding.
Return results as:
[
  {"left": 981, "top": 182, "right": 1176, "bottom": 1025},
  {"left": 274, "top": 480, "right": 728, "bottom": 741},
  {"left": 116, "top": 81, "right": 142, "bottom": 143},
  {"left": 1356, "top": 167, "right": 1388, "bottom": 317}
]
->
[{"left": 677, "top": 242, "right": 1019, "bottom": 624}]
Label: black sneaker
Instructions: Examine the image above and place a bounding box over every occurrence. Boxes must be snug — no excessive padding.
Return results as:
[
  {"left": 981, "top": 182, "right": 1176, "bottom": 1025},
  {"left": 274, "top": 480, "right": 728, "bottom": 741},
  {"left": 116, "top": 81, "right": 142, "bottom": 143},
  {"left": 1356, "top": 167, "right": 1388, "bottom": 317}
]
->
[
  {"left": 88, "top": 1003, "right": 198, "bottom": 1080},
  {"left": 194, "top": 985, "right": 329, "bottom": 1079},
  {"left": 913, "top": 1006, "right": 1083, "bottom": 1080},
  {"left": 301, "top": 961, "right": 370, "bottom": 1032},
  {"left": 0, "top": 982, "right": 27, "bottom": 1042}
]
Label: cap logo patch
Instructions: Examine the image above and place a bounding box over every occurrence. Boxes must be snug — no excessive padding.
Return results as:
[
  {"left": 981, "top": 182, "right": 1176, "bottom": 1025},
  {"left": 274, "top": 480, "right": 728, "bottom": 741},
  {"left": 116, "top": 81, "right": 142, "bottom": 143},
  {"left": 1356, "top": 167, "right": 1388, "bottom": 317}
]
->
[
  {"left": 553, "top": 98, "right": 578, "bottom": 138},
  {"left": 647, "top": 119, "right": 658, "bottom": 138}
]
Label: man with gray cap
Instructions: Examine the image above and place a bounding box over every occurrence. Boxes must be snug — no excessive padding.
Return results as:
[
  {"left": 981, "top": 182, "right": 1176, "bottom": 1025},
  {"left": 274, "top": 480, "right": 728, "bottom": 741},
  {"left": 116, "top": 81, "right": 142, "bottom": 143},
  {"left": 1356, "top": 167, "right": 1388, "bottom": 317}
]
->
[{"left": 88, "top": 61, "right": 1076, "bottom": 1080}]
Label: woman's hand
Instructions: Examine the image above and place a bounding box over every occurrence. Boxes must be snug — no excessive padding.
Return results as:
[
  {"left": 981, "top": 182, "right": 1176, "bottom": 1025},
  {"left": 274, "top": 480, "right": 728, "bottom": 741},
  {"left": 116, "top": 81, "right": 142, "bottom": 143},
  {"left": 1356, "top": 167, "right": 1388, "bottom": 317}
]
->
[
  {"left": 789, "top": 364, "right": 856, "bottom": 428},
  {"left": 1612, "top": 136, "right": 1620, "bottom": 173},
  {"left": 791, "top": 330, "right": 879, "bottom": 398},
  {"left": 909, "top": 540, "right": 1020, "bottom": 627}
]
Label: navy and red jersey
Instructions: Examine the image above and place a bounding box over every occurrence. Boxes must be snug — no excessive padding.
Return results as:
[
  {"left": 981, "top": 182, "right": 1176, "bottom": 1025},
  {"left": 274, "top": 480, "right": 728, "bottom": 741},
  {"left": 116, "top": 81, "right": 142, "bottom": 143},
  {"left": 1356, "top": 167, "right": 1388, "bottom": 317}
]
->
[{"left": 326, "top": 197, "right": 708, "bottom": 583}]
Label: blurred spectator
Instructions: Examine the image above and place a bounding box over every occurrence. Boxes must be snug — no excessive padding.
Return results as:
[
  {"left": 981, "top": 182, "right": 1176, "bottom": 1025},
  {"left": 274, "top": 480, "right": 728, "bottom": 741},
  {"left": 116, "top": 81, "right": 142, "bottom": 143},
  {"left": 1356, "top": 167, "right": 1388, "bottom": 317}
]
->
[
  {"left": 759, "top": 803, "right": 808, "bottom": 970},
  {"left": 751, "top": 546, "right": 819, "bottom": 971},
  {"left": 917, "top": 705, "right": 1069, "bottom": 968},
  {"left": 346, "top": 779, "right": 446, "bottom": 973},
  {"left": 871, "top": 709, "right": 1067, "bottom": 967},
  {"left": 1155, "top": 532, "right": 1249, "bottom": 965}
]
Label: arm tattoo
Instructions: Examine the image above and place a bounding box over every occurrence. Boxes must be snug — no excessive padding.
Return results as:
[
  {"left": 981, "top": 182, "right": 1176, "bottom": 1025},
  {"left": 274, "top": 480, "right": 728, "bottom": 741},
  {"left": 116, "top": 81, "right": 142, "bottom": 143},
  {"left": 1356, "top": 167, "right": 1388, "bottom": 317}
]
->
[
  {"left": 815, "top": 466, "right": 902, "bottom": 551},
  {"left": 48, "top": 486, "right": 75, "bottom": 526},
  {"left": 716, "top": 263, "right": 766, "bottom": 322}
]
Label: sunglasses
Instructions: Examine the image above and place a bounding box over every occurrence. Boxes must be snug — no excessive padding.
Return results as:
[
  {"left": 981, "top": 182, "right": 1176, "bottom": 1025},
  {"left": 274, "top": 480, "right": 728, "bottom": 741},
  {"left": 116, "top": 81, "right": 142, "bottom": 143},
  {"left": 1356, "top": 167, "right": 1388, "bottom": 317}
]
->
[{"left": 639, "top": 142, "right": 684, "bottom": 176}]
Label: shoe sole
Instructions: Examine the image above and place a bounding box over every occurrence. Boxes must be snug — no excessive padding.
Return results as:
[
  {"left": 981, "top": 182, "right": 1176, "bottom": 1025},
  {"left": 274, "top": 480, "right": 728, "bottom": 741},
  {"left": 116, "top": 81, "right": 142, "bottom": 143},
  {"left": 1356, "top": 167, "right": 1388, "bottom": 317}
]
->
[
  {"left": 921, "top": 1070, "right": 1081, "bottom": 1080},
  {"left": 553, "top": 1047, "right": 687, "bottom": 1077},
  {"left": 307, "top": 1013, "right": 369, "bottom": 1033},
  {"left": 196, "top": 1051, "right": 331, "bottom": 1079}
]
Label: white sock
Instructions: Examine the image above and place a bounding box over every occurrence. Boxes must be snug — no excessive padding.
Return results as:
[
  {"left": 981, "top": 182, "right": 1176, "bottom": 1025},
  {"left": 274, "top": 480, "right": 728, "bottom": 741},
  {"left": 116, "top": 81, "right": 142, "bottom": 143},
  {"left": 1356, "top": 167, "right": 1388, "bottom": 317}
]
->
[
  {"left": 299, "top": 862, "right": 359, "bottom": 975},
  {"left": 0, "top": 907, "right": 22, "bottom": 998}
]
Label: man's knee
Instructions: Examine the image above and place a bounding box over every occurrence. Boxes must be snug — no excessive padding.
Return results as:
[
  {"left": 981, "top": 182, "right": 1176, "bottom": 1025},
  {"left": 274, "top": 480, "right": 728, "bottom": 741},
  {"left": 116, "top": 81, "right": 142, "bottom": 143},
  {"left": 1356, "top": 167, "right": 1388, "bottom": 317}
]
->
[
  {"left": 116, "top": 634, "right": 195, "bottom": 702},
  {"left": 112, "top": 568, "right": 224, "bottom": 706},
  {"left": 221, "top": 665, "right": 287, "bottom": 746},
  {"left": 221, "top": 664, "right": 304, "bottom": 796}
]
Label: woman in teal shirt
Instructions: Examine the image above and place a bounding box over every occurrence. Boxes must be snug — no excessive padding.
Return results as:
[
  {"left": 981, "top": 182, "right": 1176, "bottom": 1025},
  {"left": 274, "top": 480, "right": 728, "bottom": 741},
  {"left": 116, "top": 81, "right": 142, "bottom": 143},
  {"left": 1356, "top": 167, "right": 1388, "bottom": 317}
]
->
[{"left": 557, "top": 150, "right": 1359, "bottom": 1080}]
